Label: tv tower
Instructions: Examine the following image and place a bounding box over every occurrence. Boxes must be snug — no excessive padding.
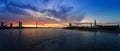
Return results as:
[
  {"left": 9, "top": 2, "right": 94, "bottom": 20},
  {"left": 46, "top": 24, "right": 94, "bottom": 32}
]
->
[
  {"left": 36, "top": 21, "right": 38, "bottom": 28},
  {"left": 94, "top": 20, "right": 97, "bottom": 27}
]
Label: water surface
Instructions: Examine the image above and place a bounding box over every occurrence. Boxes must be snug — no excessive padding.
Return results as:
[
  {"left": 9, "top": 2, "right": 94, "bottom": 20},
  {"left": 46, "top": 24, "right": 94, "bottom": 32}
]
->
[{"left": 0, "top": 29, "right": 120, "bottom": 51}]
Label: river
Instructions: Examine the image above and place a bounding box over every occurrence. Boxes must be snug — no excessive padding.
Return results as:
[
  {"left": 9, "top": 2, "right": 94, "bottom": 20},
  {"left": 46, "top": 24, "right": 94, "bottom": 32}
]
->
[{"left": 0, "top": 29, "right": 120, "bottom": 51}]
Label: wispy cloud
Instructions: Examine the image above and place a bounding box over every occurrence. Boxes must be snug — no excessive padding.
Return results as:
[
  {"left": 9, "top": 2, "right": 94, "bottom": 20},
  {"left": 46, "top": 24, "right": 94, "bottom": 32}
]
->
[
  {"left": 24, "top": 9, "right": 61, "bottom": 22},
  {"left": 0, "top": 0, "right": 85, "bottom": 24}
]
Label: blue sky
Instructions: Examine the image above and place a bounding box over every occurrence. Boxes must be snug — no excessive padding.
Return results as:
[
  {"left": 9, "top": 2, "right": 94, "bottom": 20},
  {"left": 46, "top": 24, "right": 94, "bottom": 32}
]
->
[{"left": 0, "top": 0, "right": 120, "bottom": 26}]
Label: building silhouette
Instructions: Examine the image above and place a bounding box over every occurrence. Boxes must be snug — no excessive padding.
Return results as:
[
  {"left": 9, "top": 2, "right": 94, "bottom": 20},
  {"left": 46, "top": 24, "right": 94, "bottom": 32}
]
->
[
  {"left": 5, "top": 25, "right": 7, "bottom": 27},
  {"left": 69, "top": 23, "right": 72, "bottom": 27},
  {"left": 94, "top": 20, "right": 97, "bottom": 27},
  {"left": 0, "top": 22, "right": 4, "bottom": 27},
  {"left": 18, "top": 21, "right": 22, "bottom": 28},
  {"left": 10, "top": 23, "right": 13, "bottom": 27}
]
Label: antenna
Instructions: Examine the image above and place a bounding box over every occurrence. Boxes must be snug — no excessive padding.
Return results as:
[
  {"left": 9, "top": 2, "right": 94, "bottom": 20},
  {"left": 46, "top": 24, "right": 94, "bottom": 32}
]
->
[{"left": 36, "top": 21, "right": 38, "bottom": 28}]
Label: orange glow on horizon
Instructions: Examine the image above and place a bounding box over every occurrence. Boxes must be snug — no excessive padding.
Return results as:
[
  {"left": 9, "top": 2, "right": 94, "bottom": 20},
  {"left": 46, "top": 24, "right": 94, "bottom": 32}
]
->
[
  {"left": 12, "top": 24, "right": 64, "bottom": 28},
  {"left": 23, "top": 25, "right": 36, "bottom": 27},
  {"left": 43, "top": 24, "right": 63, "bottom": 27}
]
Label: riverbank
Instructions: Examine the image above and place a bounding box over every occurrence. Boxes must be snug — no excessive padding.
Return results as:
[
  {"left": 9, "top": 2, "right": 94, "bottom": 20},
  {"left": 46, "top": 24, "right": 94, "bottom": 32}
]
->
[{"left": 63, "top": 26, "right": 120, "bottom": 33}]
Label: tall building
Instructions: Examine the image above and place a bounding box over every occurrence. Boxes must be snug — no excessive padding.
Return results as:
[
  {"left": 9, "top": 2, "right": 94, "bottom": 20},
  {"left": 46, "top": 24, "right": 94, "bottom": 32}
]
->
[
  {"left": 69, "top": 23, "right": 72, "bottom": 27},
  {"left": 1, "top": 22, "right": 4, "bottom": 27},
  {"left": 10, "top": 23, "right": 13, "bottom": 27},
  {"left": 94, "top": 20, "right": 97, "bottom": 27},
  {"left": 19, "top": 21, "right": 22, "bottom": 28}
]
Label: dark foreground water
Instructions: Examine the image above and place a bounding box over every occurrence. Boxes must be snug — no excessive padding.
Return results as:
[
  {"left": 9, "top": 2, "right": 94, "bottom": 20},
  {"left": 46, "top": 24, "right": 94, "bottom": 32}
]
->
[{"left": 0, "top": 29, "right": 120, "bottom": 51}]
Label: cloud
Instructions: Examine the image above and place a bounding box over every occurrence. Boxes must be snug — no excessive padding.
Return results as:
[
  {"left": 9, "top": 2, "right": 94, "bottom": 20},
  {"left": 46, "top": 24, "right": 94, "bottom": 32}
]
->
[
  {"left": 24, "top": 9, "right": 61, "bottom": 22},
  {"left": 42, "top": 0, "right": 50, "bottom": 3},
  {"left": 0, "top": 0, "right": 85, "bottom": 24}
]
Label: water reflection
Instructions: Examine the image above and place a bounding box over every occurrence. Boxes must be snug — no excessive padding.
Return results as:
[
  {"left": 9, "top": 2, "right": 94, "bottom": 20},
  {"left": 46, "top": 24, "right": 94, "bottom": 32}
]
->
[
  {"left": 0, "top": 29, "right": 23, "bottom": 51},
  {"left": 0, "top": 29, "right": 120, "bottom": 51}
]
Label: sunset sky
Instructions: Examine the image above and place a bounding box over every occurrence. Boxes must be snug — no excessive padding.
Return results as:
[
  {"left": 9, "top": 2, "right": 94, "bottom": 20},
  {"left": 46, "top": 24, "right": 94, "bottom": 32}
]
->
[{"left": 0, "top": 0, "right": 120, "bottom": 27}]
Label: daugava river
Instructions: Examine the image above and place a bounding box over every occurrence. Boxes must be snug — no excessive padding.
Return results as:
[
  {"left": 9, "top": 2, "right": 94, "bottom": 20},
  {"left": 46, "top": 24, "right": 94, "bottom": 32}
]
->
[{"left": 0, "top": 29, "right": 120, "bottom": 51}]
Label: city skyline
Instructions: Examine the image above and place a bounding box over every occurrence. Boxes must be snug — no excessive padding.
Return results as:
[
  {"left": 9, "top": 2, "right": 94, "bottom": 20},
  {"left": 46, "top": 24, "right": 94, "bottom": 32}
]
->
[{"left": 0, "top": 0, "right": 120, "bottom": 27}]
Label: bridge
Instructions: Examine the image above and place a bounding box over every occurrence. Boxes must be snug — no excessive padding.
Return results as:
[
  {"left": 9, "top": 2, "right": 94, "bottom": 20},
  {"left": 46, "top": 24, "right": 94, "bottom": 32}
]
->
[{"left": 69, "top": 20, "right": 120, "bottom": 28}]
